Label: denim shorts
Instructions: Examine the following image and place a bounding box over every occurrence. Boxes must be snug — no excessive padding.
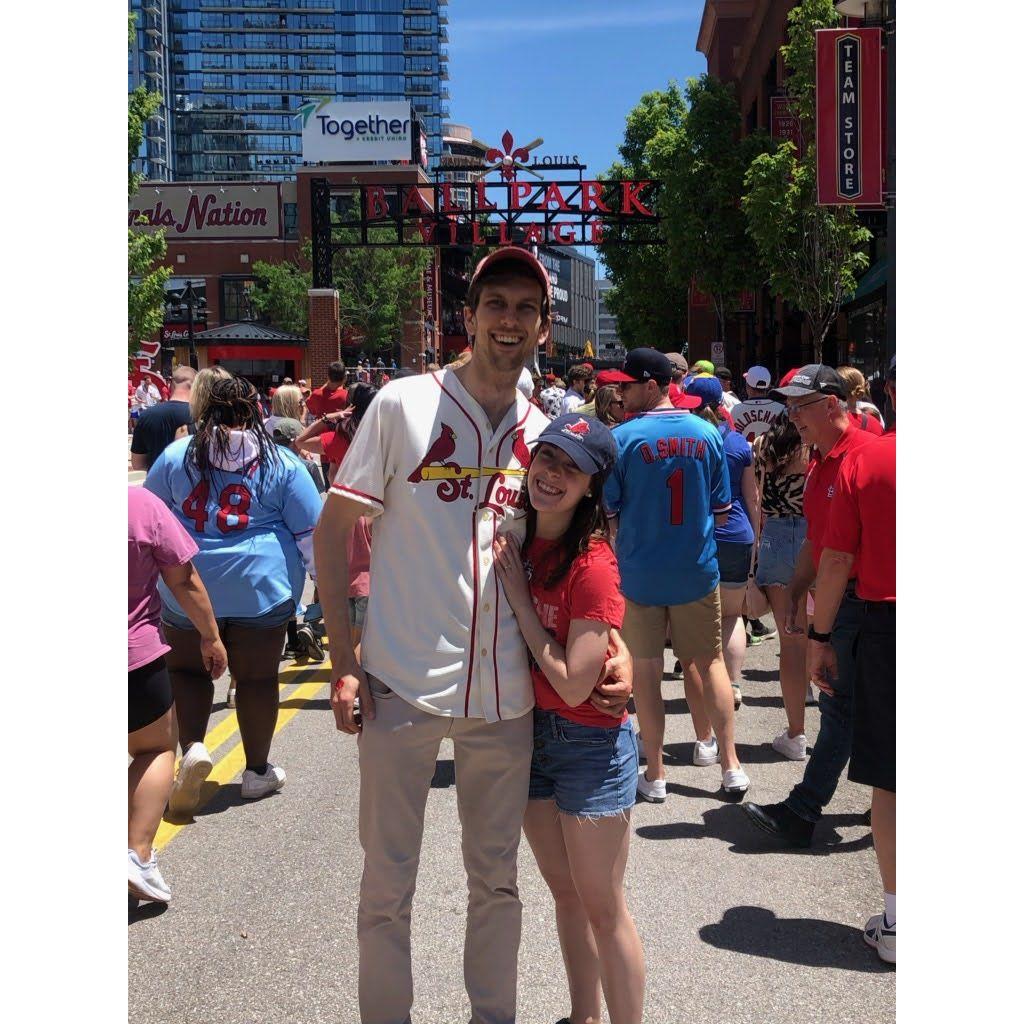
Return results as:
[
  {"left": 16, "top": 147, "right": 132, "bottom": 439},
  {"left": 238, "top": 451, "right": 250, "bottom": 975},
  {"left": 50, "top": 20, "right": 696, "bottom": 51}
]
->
[
  {"left": 755, "top": 516, "right": 808, "bottom": 588},
  {"left": 529, "top": 708, "right": 638, "bottom": 818},
  {"left": 716, "top": 540, "right": 753, "bottom": 588},
  {"left": 161, "top": 597, "right": 295, "bottom": 633}
]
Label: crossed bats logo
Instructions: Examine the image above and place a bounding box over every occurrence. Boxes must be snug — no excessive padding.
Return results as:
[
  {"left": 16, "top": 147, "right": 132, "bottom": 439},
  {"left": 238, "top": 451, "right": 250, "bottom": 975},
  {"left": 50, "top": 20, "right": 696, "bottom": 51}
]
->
[{"left": 407, "top": 425, "right": 532, "bottom": 485}]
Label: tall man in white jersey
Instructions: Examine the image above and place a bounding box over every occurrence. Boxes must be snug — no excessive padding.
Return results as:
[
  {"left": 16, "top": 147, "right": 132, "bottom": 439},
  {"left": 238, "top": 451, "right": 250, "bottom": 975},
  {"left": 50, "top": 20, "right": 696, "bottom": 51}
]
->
[{"left": 314, "top": 247, "right": 632, "bottom": 1024}]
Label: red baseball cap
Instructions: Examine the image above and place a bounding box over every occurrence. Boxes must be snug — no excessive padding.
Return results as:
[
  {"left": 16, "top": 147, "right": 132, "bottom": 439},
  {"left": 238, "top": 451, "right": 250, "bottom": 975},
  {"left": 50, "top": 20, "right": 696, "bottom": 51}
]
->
[
  {"left": 470, "top": 246, "right": 551, "bottom": 297},
  {"left": 595, "top": 369, "right": 620, "bottom": 389}
]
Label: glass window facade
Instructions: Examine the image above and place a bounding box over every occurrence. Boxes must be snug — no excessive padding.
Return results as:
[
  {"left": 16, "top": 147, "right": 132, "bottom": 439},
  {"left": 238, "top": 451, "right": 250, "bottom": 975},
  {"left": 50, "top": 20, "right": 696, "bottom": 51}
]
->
[{"left": 131, "top": 0, "right": 448, "bottom": 183}]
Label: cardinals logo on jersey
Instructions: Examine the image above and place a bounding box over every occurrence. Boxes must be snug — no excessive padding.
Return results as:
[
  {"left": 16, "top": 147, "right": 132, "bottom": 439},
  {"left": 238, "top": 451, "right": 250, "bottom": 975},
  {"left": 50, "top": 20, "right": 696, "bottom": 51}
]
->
[
  {"left": 562, "top": 418, "right": 591, "bottom": 437},
  {"left": 510, "top": 428, "right": 531, "bottom": 470},
  {"left": 408, "top": 424, "right": 460, "bottom": 484}
]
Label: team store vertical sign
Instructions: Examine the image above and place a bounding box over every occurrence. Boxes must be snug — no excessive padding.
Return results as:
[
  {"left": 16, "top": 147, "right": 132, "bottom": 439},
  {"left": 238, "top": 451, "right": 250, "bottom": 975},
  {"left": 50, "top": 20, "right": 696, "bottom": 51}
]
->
[{"left": 815, "top": 28, "right": 884, "bottom": 206}]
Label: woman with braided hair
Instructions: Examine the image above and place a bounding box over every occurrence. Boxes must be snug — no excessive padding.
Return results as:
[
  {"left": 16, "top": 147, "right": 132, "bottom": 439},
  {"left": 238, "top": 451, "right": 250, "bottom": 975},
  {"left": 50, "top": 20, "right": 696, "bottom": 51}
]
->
[{"left": 145, "top": 375, "right": 323, "bottom": 813}]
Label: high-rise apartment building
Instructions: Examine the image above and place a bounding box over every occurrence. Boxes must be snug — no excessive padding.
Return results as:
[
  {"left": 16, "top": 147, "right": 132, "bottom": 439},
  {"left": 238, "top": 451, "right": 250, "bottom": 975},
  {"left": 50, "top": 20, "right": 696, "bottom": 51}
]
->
[
  {"left": 596, "top": 278, "right": 626, "bottom": 361},
  {"left": 129, "top": 0, "right": 450, "bottom": 183}
]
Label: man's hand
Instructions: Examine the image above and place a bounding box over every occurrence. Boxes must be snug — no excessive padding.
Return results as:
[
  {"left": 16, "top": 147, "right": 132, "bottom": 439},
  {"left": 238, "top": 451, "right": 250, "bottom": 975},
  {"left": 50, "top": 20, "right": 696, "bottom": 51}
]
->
[
  {"left": 330, "top": 661, "right": 374, "bottom": 734},
  {"left": 807, "top": 640, "right": 837, "bottom": 697},
  {"left": 200, "top": 635, "right": 228, "bottom": 678},
  {"left": 589, "top": 675, "right": 632, "bottom": 718}
]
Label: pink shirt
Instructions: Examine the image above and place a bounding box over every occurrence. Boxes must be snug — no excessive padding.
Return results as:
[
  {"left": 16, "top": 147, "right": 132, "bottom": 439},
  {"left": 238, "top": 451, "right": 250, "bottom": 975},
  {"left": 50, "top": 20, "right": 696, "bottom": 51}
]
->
[
  {"left": 348, "top": 517, "right": 372, "bottom": 599},
  {"left": 128, "top": 487, "right": 198, "bottom": 671}
]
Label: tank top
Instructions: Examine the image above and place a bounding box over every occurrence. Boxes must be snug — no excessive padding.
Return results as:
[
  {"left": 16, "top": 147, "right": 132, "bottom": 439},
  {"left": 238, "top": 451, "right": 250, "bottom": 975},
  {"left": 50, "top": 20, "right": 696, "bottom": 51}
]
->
[{"left": 761, "top": 469, "right": 805, "bottom": 517}]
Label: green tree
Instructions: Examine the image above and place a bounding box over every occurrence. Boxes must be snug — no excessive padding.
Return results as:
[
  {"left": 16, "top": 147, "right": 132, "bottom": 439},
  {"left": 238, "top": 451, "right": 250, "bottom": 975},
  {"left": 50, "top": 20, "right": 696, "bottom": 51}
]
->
[
  {"left": 741, "top": 0, "right": 871, "bottom": 362},
  {"left": 647, "top": 74, "right": 774, "bottom": 348},
  {"left": 597, "top": 84, "right": 689, "bottom": 352},
  {"left": 251, "top": 244, "right": 313, "bottom": 336},
  {"left": 128, "top": 12, "right": 171, "bottom": 361},
  {"left": 251, "top": 237, "right": 431, "bottom": 353}
]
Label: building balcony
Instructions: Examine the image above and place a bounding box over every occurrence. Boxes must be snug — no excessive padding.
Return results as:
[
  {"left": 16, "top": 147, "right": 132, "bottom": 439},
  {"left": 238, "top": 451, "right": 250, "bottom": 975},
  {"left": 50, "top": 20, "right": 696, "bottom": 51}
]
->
[
  {"left": 439, "top": 27, "right": 449, "bottom": 42},
  {"left": 439, "top": 12, "right": 448, "bottom": 25},
  {"left": 440, "top": 65, "right": 449, "bottom": 79},
  {"left": 403, "top": 43, "right": 434, "bottom": 55},
  {"left": 439, "top": 47, "right": 449, "bottom": 62}
]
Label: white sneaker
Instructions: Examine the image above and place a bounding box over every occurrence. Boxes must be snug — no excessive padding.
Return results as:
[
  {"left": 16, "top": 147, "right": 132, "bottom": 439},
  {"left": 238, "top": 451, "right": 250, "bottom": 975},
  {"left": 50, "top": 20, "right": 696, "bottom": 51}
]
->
[
  {"left": 863, "top": 913, "right": 896, "bottom": 964},
  {"left": 636, "top": 771, "right": 667, "bottom": 803},
  {"left": 168, "top": 742, "right": 213, "bottom": 817},
  {"left": 128, "top": 848, "right": 171, "bottom": 903},
  {"left": 722, "top": 767, "right": 750, "bottom": 795},
  {"left": 240, "top": 763, "right": 286, "bottom": 800},
  {"left": 732, "top": 683, "right": 742, "bottom": 709},
  {"left": 772, "top": 730, "right": 808, "bottom": 761},
  {"left": 693, "top": 736, "right": 720, "bottom": 767}
]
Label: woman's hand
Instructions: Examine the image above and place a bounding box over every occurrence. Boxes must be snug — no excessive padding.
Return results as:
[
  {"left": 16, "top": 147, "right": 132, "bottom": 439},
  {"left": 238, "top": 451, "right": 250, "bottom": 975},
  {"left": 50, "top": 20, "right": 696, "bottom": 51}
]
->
[
  {"left": 493, "top": 534, "right": 531, "bottom": 613},
  {"left": 200, "top": 634, "right": 228, "bottom": 678}
]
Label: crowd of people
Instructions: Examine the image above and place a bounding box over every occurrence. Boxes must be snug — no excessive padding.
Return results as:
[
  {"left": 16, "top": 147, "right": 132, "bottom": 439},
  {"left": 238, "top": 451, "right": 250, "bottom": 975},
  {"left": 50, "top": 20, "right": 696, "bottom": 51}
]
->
[{"left": 128, "top": 245, "right": 896, "bottom": 1022}]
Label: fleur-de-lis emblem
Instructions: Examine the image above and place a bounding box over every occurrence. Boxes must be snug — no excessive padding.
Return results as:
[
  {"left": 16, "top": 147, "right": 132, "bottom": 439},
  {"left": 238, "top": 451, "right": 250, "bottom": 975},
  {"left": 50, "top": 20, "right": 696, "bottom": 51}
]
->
[{"left": 484, "top": 130, "right": 539, "bottom": 181}]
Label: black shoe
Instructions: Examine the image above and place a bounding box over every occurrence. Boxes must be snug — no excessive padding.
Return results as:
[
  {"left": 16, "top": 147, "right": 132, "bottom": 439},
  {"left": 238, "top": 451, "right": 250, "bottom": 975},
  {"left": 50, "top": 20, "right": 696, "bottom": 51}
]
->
[
  {"left": 297, "top": 624, "right": 326, "bottom": 663},
  {"left": 742, "top": 801, "right": 814, "bottom": 848},
  {"left": 748, "top": 618, "right": 778, "bottom": 644}
]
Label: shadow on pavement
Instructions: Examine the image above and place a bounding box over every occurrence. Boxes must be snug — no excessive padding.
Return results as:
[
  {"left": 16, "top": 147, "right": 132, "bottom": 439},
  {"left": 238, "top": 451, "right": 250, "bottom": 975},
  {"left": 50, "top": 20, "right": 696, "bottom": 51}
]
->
[
  {"left": 698, "top": 906, "right": 893, "bottom": 972},
  {"left": 736, "top": 694, "right": 786, "bottom": 709},
  {"left": 635, "top": 805, "right": 873, "bottom": 857},
  {"left": 279, "top": 697, "right": 331, "bottom": 711},
  {"left": 663, "top": 698, "right": 692, "bottom": 716},
  {"left": 128, "top": 898, "right": 168, "bottom": 926},
  {"left": 741, "top": 668, "right": 782, "bottom": 683},
  {"left": 431, "top": 758, "right": 455, "bottom": 789}
]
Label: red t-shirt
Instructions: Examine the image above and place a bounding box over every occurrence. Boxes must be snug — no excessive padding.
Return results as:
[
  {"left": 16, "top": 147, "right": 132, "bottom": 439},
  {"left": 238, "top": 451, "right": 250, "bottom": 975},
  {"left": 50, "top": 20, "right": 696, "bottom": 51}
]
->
[
  {"left": 306, "top": 383, "right": 349, "bottom": 417},
  {"left": 804, "top": 423, "right": 878, "bottom": 574},
  {"left": 853, "top": 410, "right": 884, "bottom": 436},
  {"left": 321, "top": 428, "right": 351, "bottom": 466},
  {"left": 822, "top": 432, "right": 896, "bottom": 602},
  {"left": 526, "top": 536, "right": 625, "bottom": 728}
]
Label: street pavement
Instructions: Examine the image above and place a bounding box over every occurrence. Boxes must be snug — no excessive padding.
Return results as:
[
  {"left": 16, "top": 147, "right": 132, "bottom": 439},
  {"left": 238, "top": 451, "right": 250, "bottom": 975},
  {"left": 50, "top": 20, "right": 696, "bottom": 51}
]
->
[{"left": 128, "top": 615, "right": 895, "bottom": 1024}]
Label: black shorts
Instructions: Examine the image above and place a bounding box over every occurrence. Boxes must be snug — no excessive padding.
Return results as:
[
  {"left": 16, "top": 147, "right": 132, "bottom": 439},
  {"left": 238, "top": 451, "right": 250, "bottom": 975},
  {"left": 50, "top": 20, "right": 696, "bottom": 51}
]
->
[
  {"left": 716, "top": 540, "right": 753, "bottom": 588},
  {"left": 848, "top": 602, "right": 896, "bottom": 793},
  {"left": 129, "top": 655, "right": 174, "bottom": 733}
]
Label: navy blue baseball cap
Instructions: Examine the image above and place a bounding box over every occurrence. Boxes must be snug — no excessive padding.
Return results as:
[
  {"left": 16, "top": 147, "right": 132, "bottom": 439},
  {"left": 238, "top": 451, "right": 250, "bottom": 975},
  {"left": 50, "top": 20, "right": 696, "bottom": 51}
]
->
[
  {"left": 685, "top": 375, "right": 724, "bottom": 410},
  {"left": 602, "top": 347, "right": 673, "bottom": 387},
  {"left": 533, "top": 414, "right": 618, "bottom": 476}
]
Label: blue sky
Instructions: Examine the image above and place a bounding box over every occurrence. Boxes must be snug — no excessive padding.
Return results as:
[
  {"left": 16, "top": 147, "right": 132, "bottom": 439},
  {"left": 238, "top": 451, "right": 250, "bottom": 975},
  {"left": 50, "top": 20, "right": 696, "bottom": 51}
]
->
[{"left": 445, "top": 0, "right": 708, "bottom": 272}]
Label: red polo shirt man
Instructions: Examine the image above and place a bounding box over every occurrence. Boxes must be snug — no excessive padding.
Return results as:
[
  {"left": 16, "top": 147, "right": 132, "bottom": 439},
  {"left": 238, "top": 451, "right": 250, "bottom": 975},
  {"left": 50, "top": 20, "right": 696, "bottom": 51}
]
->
[
  {"left": 306, "top": 361, "right": 349, "bottom": 417},
  {"left": 742, "top": 363, "right": 877, "bottom": 849},
  {"left": 807, "top": 354, "right": 896, "bottom": 964}
]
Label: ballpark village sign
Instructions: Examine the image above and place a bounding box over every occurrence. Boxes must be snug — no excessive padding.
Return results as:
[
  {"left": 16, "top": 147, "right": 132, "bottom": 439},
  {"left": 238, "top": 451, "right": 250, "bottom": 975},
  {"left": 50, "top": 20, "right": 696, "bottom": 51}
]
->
[{"left": 309, "top": 130, "right": 661, "bottom": 287}]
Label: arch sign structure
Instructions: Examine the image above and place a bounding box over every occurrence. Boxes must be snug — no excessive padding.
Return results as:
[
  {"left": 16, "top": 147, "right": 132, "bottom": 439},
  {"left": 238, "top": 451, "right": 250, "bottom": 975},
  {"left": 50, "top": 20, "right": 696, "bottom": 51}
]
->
[{"left": 309, "top": 129, "right": 662, "bottom": 288}]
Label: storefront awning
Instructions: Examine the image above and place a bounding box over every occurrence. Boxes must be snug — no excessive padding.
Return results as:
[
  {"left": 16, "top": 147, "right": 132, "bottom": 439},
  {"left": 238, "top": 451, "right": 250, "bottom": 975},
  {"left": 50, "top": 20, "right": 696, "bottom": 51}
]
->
[
  {"left": 191, "top": 322, "right": 308, "bottom": 346},
  {"left": 844, "top": 257, "right": 888, "bottom": 312}
]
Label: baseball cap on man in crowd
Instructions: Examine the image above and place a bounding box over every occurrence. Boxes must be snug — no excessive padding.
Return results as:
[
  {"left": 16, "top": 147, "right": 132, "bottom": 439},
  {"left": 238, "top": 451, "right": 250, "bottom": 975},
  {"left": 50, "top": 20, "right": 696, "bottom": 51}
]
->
[
  {"left": 271, "top": 418, "right": 305, "bottom": 444},
  {"left": 469, "top": 246, "right": 551, "bottom": 300},
  {"left": 602, "top": 347, "right": 674, "bottom": 386},
  {"left": 743, "top": 365, "right": 772, "bottom": 390},
  {"left": 533, "top": 413, "right": 618, "bottom": 477},
  {"left": 665, "top": 352, "right": 688, "bottom": 375},
  {"left": 686, "top": 375, "right": 724, "bottom": 410},
  {"left": 690, "top": 359, "right": 715, "bottom": 376},
  {"left": 715, "top": 366, "right": 732, "bottom": 384},
  {"left": 595, "top": 369, "right": 622, "bottom": 389},
  {"left": 770, "top": 363, "right": 846, "bottom": 401}
]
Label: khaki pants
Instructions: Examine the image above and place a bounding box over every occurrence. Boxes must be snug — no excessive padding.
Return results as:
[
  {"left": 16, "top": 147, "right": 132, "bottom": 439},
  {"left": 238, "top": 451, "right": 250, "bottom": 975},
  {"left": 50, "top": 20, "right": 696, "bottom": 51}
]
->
[{"left": 357, "top": 675, "right": 533, "bottom": 1024}]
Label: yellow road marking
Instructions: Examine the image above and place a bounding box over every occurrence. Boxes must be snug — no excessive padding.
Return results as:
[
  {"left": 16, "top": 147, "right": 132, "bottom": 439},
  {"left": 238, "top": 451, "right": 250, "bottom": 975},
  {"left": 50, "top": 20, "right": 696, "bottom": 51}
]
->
[{"left": 155, "top": 675, "right": 327, "bottom": 850}]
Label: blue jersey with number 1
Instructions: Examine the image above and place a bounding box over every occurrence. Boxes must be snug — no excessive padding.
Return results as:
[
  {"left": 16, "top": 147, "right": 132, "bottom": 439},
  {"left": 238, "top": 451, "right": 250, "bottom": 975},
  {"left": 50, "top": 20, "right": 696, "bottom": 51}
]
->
[
  {"left": 604, "top": 409, "right": 731, "bottom": 606},
  {"left": 144, "top": 436, "right": 322, "bottom": 620}
]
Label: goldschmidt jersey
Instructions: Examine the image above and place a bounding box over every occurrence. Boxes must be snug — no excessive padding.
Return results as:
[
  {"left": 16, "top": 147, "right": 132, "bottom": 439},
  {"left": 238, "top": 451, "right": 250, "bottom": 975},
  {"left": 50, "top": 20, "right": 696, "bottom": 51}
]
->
[
  {"left": 604, "top": 408, "right": 731, "bottom": 606},
  {"left": 144, "top": 436, "right": 322, "bottom": 620},
  {"left": 330, "top": 368, "right": 550, "bottom": 722},
  {"left": 731, "top": 397, "right": 785, "bottom": 442}
]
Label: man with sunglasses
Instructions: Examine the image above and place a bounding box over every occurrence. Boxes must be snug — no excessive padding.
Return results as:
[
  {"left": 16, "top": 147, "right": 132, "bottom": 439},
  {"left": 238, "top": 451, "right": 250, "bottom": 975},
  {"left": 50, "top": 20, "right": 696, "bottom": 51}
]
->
[{"left": 743, "top": 364, "right": 878, "bottom": 847}]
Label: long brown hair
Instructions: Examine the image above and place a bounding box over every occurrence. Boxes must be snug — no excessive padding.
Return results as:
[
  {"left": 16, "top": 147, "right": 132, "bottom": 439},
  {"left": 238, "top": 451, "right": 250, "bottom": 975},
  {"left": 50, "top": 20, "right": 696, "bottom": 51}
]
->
[
  {"left": 522, "top": 448, "right": 610, "bottom": 588},
  {"left": 755, "top": 411, "right": 804, "bottom": 474}
]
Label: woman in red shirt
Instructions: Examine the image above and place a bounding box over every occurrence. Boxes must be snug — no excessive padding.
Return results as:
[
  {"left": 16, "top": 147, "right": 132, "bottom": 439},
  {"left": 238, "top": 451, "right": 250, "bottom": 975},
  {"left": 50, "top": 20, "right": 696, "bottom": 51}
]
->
[{"left": 494, "top": 414, "right": 644, "bottom": 1024}]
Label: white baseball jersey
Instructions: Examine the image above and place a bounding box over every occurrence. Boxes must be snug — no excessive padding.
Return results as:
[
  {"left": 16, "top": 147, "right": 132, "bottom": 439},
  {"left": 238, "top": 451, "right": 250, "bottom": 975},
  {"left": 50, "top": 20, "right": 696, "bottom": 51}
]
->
[
  {"left": 731, "top": 397, "right": 785, "bottom": 442},
  {"left": 330, "top": 368, "right": 549, "bottom": 722}
]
